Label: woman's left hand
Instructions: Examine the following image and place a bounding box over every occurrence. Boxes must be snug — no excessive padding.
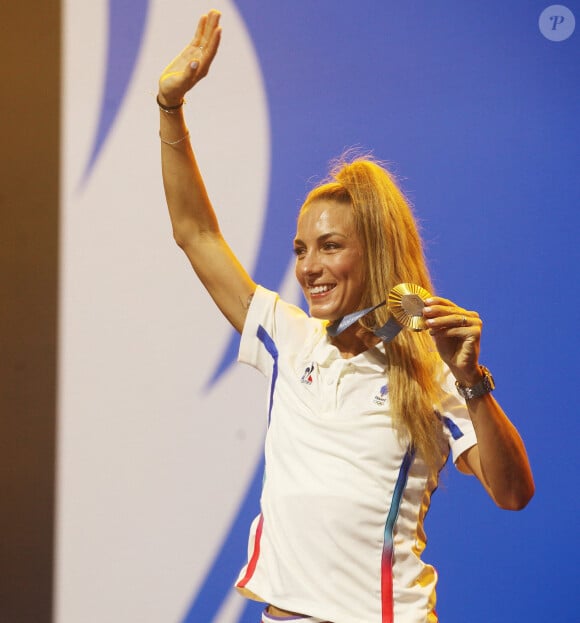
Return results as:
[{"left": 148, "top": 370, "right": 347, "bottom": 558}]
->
[{"left": 422, "top": 296, "right": 482, "bottom": 384}]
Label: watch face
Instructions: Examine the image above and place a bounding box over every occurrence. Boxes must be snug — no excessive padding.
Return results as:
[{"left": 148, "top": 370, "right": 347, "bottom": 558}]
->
[{"left": 388, "top": 283, "right": 432, "bottom": 331}]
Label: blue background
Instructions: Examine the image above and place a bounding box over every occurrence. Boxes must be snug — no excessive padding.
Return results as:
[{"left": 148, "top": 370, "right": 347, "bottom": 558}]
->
[{"left": 177, "top": 2, "right": 579, "bottom": 621}]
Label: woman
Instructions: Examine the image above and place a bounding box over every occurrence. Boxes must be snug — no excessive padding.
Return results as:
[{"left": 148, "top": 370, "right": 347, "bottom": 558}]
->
[{"left": 158, "top": 10, "right": 534, "bottom": 623}]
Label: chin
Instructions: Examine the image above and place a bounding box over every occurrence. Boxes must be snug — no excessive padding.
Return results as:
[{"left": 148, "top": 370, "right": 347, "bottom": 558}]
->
[{"left": 309, "top": 306, "right": 339, "bottom": 322}]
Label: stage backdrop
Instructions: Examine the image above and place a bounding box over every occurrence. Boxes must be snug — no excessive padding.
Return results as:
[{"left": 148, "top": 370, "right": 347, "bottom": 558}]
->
[{"left": 56, "top": 2, "right": 580, "bottom": 622}]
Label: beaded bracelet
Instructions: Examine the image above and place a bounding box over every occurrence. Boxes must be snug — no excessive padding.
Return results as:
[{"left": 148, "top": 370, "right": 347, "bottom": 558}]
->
[
  {"left": 159, "top": 130, "right": 190, "bottom": 145},
  {"left": 157, "top": 94, "right": 185, "bottom": 114}
]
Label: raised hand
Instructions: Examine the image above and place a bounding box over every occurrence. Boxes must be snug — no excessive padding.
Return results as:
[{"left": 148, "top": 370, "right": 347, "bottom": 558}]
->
[{"left": 158, "top": 10, "right": 222, "bottom": 107}]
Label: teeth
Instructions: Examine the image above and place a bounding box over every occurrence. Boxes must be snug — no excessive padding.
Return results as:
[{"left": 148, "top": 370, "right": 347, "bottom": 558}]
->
[{"left": 310, "top": 285, "right": 334, "bottom": 295}]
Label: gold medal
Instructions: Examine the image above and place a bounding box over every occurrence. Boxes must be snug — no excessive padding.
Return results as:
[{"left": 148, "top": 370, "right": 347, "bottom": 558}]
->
[{"left": 387, "top": 283, "right": 432, "bottom": 332}]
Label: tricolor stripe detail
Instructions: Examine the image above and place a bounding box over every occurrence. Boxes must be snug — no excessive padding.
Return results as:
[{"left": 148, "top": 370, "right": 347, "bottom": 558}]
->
[
  {"left": 381, "top": 448, "right": 415, "bottom": 623},
  {"left": 236, "top": 325, "right": 279, "bottom": 590},
  {"left": 236, "top": 513, "right": 265, "bottom": 589}
]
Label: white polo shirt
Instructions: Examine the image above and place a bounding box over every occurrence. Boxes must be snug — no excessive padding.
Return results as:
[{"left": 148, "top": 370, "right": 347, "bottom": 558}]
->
[{"left": 235, "top": 286, "right": 477, "bottom": 623}]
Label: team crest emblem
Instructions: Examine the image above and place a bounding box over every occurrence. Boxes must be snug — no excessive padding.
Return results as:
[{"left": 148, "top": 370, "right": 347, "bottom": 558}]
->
[{"left": 300, "top": 363, "right": 315, "bottom": 385}]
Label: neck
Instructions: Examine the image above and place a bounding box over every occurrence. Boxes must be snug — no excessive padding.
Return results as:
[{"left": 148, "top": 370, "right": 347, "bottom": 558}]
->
[{"left": 329, "top": 323, "right": 381, "bottom": 358}]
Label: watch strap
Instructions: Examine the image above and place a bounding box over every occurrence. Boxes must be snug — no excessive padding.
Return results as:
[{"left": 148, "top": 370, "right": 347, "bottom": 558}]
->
[{"left": 455, "top": 366, "right": 495, "bottom": 400}]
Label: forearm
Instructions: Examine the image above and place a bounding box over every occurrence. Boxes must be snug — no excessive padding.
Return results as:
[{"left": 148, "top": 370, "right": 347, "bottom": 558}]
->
[
  {"left": 466, "top": 393, "right": 534, "bottom": 510},
  {"left": 159, "top": 102, "right": 220, "bottom": 246},
  {"left": 155, "top": 10, "right": 256, "bottom": 332}
]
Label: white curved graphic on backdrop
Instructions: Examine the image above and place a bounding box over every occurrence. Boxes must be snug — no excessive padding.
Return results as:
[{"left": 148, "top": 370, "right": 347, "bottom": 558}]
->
[
  {"left": 79, "top": 0, "right": 150, "bottom": 188},
  {"left": 56, "top": 1, "right": 278, "bottom": 622}
]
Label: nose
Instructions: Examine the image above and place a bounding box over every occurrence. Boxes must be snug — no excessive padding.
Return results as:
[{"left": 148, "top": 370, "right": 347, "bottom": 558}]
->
[{"left": 297, "top": 249, "right": 323, "bottom": 279}]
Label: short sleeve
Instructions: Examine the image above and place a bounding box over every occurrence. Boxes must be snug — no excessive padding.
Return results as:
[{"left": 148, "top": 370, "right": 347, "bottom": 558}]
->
[
  {"left": 238, "top": 285, "right": 317, "bottom": 376},
  {"left": 438, "top": 367, "right": 478, "bottom": 464},
  {"left": 238, "top": 286, "right": 279, "bottom": 375}
]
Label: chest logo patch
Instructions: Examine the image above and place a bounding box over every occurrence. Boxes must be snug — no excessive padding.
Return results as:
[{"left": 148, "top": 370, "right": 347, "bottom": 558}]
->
[{"left": 373, "top": 384, "right": 389, "bottom": 406}]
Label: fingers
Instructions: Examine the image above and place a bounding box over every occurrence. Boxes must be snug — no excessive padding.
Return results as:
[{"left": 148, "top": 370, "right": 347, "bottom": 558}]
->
[
  {"left": 422, "top": 298, "right": 482, "bottom": 335},
  {"left": 426, "top": 317, "right": 482, "bottom": 340},
  {"left": 159, "top": 10, "right": 222, "bottom": 101},
  {"left": 424, "top": 310, "right": 481, "bottom": 330},
  {"left": 187, "top": 10, "right": 221, "bottom": 76},
  {"left": 204, "top": 9, "right": 222, "bottom": 40},
  {"left": 191, "top": 12, "right": 207, "bottom": 45},
  {"left": 189, "top": 10, "right": 221, "bottom": 50},
  {"left": 423, "top": 297, "right": 482, "bottom": 375}
]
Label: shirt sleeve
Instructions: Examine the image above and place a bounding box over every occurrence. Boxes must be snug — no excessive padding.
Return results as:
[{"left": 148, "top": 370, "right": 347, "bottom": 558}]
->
[
  {"left": 238, "top": 286, "right": 279, "bottom": 375},
  {"left": 238, "top": 285, "right": 314, "bottom": 376},
  {"left": 438, "top": 367, "right": 478, "bottom": 464}
]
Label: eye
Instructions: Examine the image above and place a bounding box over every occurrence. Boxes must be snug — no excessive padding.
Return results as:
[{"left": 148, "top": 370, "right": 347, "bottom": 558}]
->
[
  {"left": 293, "top": 245, "right": 306, "bottom": 257},
  {"left": 323, "top": 241, "right": 340, "bottom": 251}
]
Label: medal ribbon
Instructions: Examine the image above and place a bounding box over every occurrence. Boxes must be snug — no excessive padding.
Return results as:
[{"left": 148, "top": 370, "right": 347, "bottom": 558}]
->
[{"left": 326, "top": 300, "right": 403, "bottom": 343}]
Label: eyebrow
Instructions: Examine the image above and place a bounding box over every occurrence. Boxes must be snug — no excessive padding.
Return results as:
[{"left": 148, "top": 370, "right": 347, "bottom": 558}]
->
[{"left": 293, "top": 232, "right": 348, "bottom": 246}]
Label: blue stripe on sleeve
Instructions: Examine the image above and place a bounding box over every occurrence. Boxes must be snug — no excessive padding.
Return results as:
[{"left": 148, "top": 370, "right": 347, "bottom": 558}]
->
[
  {"left": 257, "top": 325, "right": 279, "bottom": 425},
  {"left": 442, "top": 415, "right": 464, "bottom": 440}
]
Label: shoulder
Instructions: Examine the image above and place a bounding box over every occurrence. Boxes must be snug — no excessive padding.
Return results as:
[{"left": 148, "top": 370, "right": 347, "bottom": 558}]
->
[{"left": 240, "top": 285, "right": 325, "bottom": 362}]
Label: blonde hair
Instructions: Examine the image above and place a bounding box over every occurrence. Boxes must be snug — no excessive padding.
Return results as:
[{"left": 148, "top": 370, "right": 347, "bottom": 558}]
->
[{"left": 301, "top": 155, "right": 446, "bottom": 471}]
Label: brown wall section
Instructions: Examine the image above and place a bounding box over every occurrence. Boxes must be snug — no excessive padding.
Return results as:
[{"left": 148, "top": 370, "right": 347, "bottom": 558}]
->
[{"left": 0, "top": 2, "right": 60, "bottom": 622}]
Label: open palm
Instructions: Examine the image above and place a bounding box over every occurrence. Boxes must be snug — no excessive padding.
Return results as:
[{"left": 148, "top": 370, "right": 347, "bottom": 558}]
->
[{"left": 158, "top": 10, "right": 222, "bottom": 106}]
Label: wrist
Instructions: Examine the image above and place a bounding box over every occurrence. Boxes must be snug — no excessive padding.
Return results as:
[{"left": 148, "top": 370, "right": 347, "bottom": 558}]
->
[
  {"left": 157, "top": 93, "right": 185, "bottom": 113},
  {"left": 455, "top": 365, "right": 495, "bottom": 401},
  {"left": 453, "top": 366, "right": 484, "bottom": 387}
]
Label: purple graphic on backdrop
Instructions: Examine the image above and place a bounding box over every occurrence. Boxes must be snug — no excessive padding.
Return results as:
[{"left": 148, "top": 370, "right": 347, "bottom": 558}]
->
[{"left": 80, "top": 0, "right": 150, "bottom": 187}]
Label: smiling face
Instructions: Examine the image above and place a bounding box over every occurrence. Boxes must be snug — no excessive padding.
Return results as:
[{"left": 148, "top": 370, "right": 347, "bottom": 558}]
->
[{"left": 294, "top": 200, "right": 366, "bottom": 321}]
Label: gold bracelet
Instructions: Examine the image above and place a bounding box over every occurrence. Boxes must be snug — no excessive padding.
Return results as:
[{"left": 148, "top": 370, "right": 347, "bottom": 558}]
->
[{"left": 159, "top": 130, "right": 190, "bottom": 145}]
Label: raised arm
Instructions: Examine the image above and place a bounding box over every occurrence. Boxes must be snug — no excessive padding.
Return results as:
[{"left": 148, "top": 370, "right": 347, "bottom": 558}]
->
[
  {"left": 423, "top": 296, "right": 535, "bottom": 510},
  {"left": 158, "top": 10, "right": 256, "bottom": 332}
]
